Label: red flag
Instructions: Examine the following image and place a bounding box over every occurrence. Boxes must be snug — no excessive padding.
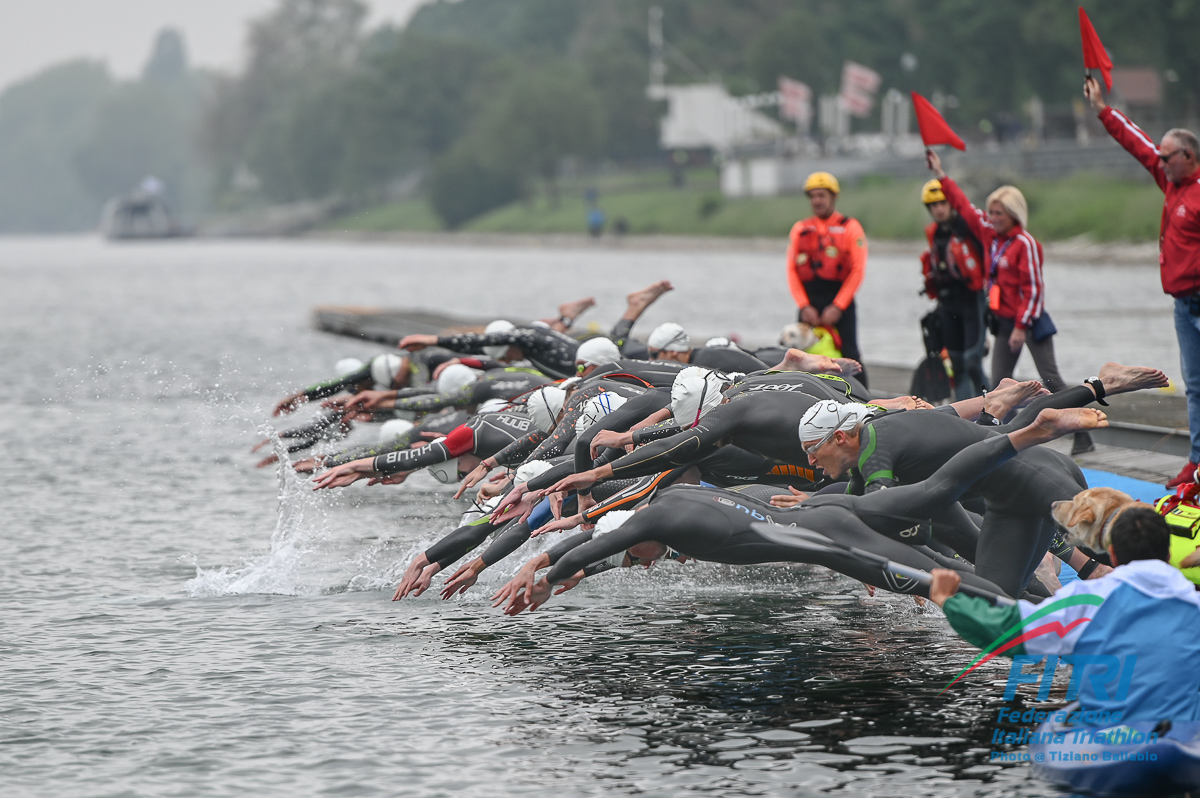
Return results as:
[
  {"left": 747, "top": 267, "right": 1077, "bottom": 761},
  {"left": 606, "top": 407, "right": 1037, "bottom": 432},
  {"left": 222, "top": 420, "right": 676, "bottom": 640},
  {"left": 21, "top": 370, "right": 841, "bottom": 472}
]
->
[
  {"left": 911, "top": 92, "right": 965, "bottom": 150},
  {"left": 1079, "top": 7, "right": 1113, "bottom": 92}
]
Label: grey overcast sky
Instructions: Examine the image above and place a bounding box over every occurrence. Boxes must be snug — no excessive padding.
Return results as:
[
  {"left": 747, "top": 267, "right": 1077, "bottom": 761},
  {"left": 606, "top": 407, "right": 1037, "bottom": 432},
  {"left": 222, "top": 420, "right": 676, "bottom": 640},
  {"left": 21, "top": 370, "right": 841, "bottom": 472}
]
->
[{"left": 0, "top": 0, "right": 433, "bottom": 92}]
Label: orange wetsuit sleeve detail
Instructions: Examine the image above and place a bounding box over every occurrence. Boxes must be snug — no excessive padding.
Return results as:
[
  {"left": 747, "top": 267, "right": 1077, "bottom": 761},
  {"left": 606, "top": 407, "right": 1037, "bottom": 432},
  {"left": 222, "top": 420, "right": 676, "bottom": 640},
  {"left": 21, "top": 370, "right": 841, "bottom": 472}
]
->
[
  {"left": 786, "top": 222, "right": 811, "bottom": 308},
  {"left": 833, "top": 218, "right": 867, "bottom": 310}
]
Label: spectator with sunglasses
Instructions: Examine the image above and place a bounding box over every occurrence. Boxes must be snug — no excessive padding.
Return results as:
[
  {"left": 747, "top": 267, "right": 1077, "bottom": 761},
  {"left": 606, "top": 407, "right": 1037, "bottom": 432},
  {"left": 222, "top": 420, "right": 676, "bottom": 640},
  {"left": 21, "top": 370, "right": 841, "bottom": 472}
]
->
[{"left": 1086, "top": 76, "right": 1200, "bottom": 488}]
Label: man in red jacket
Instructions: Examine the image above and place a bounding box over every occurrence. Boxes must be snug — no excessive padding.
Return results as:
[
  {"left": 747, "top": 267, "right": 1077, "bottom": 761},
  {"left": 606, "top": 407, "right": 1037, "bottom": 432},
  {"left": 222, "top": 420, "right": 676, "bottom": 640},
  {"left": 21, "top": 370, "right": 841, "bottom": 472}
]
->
[
  {"left": 920, "top": 178, "right": 987, "bottom": 399},
  {"left": 1087, "top": 77, "right": 1200, "bottom": 487}
]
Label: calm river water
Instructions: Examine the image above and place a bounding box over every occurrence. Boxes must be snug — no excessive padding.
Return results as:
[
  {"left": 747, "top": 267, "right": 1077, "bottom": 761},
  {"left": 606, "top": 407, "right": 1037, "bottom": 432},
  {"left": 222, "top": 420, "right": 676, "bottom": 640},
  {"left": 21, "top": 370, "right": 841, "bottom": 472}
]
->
[{"left": 1, "top": 236, "right": 1175, "bottom": 797}]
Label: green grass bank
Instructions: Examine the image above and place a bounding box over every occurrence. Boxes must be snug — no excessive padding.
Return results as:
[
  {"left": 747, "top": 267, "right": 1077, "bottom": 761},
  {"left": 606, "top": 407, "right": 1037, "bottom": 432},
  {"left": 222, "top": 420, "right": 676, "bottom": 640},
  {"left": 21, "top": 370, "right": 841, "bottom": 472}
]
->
[{"left": 326, "top": 171, "right": 1164, "bottom": 243}]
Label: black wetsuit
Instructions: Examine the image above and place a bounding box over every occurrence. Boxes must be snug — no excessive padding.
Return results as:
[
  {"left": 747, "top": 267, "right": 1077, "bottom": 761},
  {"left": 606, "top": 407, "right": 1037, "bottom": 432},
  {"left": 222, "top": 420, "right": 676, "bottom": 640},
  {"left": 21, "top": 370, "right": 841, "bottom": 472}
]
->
[
  {"left": 605, "top": 390, "right": 826, "bottom": 489},
  {"left": 325, "top": 409, "right": 468, "bottom": 468},
  {"left": 689, "top": 347, "right": 768, "bottom": 373},
  {"left": 582, "top": 359, "right": 689, "bottom": 388},
  {"left": 545, "top": 434, "right": 1026, "bottom": 597},
  {"left": 436, "top": 326, "right": 580, "bottom": 379},
  {"left": 373, "top": 411, "right": 537, "bottom": 475},
  {"left": 393, "top": 368, "right": 550, "bottom": 415},
  {"left": 851, "top": 400, "right": 1089, "bottom": 596}
]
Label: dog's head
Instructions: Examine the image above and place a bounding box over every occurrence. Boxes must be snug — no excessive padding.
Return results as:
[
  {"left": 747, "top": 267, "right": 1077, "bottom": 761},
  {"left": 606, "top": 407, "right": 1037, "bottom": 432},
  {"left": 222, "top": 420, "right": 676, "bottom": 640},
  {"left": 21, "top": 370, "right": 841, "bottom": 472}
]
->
[{"left": 1051, "top": 487, "right": 1137, "bottom": 551}]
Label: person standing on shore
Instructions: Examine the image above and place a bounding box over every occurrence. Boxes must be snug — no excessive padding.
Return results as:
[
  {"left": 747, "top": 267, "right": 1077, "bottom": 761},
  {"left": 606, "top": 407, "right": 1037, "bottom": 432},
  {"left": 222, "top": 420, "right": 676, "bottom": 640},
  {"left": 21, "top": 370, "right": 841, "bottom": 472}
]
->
[
  {"left": 786, "top": 172, "right": 869, "bottom": 386},
  {"left": 925, "top": 151, "right": 1093, "bottom": 455},
  {"left": 920, "top": 178, "right": 988, "bottom": 399},
  {"left": 1085, "top": 76, "right": 1200, "bottom": 487}
]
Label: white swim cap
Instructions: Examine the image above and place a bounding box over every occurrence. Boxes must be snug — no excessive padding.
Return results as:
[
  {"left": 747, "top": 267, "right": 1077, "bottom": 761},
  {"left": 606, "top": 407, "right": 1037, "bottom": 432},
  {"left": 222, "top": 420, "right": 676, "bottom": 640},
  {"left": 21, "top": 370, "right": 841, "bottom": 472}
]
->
[
  {"left": 527, "top": 385, "right": 567, "bottom": 433},
  {"left": 427, "top": 457, "right": 461, "bottom": 485},
  {"left": 575, "top": 337, "right": 621, "bottom": 367},
  {"left": 336, "top": 357, "right": 365, "bottom": 376},
  {"left": 477, "top": 398, "right": 510, "bottom": 414},
  {"left": 798, "top": 400, "right": 874, "bottom": 445},
  {"left": 377, "top": 418, "right": 415, "bottom": 443},
  {"left": 436, "top": 363, "right": 480, "bottom": 395},
  {"left": 671, "top": 367, "right": 730, "bottom": 429},
  {"left": 575, "top": 391, "right": 628, "bottom": 434},
  {"left": 593, "top": 509, "right": 636, "bottom": 538},
  {"left": 483, "top": 319, "right": 516, "bottom": 360},
  {"left": 370, "top": 353, "right": 405, "bottom": 389},
  {"left": 648, "top": 322, "right": 691, "bottom": 353},
  {"left": 514, "top": 459, "right": 553, "bottom": 485},
  {"left": 779, "top": 323, "right": 818, "bottom": 351},
  {"left": 704, "top": 337, "right": 736, "bottom": 349}
]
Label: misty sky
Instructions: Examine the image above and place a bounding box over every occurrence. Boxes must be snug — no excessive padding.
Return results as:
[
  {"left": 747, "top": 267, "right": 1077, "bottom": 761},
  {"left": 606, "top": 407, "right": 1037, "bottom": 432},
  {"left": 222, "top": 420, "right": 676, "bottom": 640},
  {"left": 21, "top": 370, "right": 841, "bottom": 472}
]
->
[{"left": 0, "top": 0, "right": 434, "bottom": 92}]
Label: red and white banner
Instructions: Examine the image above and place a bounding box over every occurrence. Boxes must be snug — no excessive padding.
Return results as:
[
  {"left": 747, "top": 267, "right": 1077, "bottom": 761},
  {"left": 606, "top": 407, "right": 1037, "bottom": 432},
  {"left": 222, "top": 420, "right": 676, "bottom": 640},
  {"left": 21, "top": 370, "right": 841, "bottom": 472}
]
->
[
  {"left": 778, "top": 76, "right": 813, "bottom": 131},
  {"left": 839, "top": 61, "right": 881, "bottom": 118}
]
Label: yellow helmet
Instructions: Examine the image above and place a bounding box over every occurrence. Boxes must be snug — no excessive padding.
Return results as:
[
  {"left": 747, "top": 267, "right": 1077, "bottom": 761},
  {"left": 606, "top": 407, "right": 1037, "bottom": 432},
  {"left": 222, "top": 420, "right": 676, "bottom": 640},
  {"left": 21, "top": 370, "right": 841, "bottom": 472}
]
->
[
  {"left": 921, "top": 179, "right": 946, "bottom": 205},
  {"left": 803, "top": 172, "right": 840, "bottom": 195}
]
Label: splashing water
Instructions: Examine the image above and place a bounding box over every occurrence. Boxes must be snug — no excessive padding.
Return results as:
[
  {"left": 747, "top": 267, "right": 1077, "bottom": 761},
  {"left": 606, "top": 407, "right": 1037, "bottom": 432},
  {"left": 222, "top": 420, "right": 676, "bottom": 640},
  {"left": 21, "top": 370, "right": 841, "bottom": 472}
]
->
[{"left": 186, "top": 426, "right": 337, "bottom": 597}]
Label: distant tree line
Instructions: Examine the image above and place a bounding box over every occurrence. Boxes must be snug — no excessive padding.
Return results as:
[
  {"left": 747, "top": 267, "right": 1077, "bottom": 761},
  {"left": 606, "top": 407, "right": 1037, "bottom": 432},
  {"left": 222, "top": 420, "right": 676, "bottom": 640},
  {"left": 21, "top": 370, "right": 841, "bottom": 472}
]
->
[{"left": 1, "top": 0, "right": 1198, "bottom": 231}]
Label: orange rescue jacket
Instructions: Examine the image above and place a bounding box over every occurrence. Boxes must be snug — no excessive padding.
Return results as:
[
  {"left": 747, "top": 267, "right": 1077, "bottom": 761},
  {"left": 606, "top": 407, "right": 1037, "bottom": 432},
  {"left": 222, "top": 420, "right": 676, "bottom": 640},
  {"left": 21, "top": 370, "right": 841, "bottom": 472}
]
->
[{"left": 786, "top": 212, "right": 868, "bottom": 311}]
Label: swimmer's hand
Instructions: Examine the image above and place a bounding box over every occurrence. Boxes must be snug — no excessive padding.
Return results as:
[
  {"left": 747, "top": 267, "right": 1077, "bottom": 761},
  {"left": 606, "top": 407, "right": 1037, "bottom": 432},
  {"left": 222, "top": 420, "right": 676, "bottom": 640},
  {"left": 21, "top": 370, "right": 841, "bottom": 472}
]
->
[
  {"left": 440, "top": 559, "right": 483, "bottom": 600},
  {"left": 769, "top": 486, "right": 809, "bottom": 508},
  {"left": 336, "top": 389, "right": 396, "bottom": 412},
  {"left": 398, "top": 334, "right": 437, "bottom": 352},
  {"left": 590, "top": 429, "right": 633, "bottom": 459},
  {"left": 474, "top": 478, "right": 506, "bottom": 504},
  {"left": 291, "top": 456, "right": 324, "bottom": 474},
  {"left": 273, "top": 391, "right": 307, "bottom": 416},
  {"left": 393, "top": 553, "right": 431, "bottom": 600},
  {"left": 366, "top": 472, "right": 408, "bottom": 486},
  {"left": 406, "top": 563, "right": 441, "bottom": 598},
  {"left": 493, "top": 555, "right": 547, "bottom": 613},
  {"left": 549, "top": 468, "right": 605, "bottom": 496},
  {"left": 553, "top": 572, "right": 584, "bottom": 596},
  {"left": 532, "top": 513, "right": 583, "bottom": 537},
  {"left": 255, "top": 453, "right": 281, "bottom": 469},
  {"left": 311, "top": 459, "right": 375, "bottom": 490},
  {"left": 454, "top": 459, "right": 494, "bottom": 499},
  {"left": 489, "top": 482, "right": 529, "bottom": 521},
  {"left": 928, "top": 569, "right": 961, "bottom": 607}
]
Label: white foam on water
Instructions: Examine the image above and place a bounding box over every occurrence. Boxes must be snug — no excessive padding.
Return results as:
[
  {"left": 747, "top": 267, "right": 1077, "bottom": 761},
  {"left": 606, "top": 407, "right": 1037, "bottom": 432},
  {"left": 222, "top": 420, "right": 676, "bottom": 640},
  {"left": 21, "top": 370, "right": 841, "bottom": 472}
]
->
[{"left": 187, "top": 425, "right": 338, "bottom": 597}]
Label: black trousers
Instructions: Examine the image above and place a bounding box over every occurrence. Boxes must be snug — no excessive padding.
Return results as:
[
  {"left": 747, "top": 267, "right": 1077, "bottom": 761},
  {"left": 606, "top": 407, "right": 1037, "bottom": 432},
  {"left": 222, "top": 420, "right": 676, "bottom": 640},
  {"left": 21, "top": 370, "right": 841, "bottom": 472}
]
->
[{"left": 800, "top": 278, "right": 866, "bottom": 387}]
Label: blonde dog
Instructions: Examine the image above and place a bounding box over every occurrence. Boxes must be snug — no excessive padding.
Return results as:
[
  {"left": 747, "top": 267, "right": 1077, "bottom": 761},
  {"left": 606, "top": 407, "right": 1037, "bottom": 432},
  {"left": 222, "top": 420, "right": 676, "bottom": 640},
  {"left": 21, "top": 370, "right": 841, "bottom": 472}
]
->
[{"left": 1050, "top": 487, "right": 1140, "bottom": 552}]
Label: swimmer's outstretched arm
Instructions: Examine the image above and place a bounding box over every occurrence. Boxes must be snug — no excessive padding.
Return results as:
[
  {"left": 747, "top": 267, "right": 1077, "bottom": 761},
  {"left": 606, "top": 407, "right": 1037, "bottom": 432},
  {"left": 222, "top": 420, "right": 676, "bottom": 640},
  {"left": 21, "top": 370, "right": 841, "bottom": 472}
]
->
[{"left": 311, "top": 456, "right": 378, "bottom": 489}]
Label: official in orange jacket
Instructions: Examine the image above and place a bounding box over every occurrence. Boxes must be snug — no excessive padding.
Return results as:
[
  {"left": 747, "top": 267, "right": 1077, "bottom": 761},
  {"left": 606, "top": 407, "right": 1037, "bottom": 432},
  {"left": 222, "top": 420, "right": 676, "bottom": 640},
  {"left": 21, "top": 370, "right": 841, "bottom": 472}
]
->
[
  {"left": 786, "top": 172, "right": 868, "bottom": 385},
  {"left": 920, "top": 178, "right": 987, "bottom": 399}
]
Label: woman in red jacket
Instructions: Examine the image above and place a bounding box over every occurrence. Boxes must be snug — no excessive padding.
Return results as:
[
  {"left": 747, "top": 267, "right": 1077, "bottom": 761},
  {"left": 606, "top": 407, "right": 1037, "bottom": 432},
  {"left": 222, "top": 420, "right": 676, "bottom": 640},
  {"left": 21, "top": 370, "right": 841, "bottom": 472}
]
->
[{"left": 926, "top": 151, "right": 1092, "bottom": 453}]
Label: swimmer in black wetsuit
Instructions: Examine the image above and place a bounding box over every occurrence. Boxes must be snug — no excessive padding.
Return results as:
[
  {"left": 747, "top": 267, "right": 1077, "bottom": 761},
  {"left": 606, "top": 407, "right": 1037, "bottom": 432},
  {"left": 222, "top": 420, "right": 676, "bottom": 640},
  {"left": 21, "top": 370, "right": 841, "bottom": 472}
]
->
[
  {"left": 645, "top": 322, "right": 770, "bottom": 373},
  {"left": 498, "top": 407, "right": 1108, "bottom": 614},
  {"left": 340, "top": 367, "right": 551, "bottom": 416},
  {"left": 799, "top": 362, "right": 1169, "bottom": 597}
]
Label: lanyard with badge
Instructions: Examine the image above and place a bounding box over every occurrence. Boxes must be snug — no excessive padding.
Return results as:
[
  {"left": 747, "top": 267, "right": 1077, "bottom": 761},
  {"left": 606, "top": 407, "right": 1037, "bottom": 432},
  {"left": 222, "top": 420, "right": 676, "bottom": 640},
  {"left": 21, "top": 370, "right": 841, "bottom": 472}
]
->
[{"left": 986, "top": 238, "right": 1013, "bottom": 311}]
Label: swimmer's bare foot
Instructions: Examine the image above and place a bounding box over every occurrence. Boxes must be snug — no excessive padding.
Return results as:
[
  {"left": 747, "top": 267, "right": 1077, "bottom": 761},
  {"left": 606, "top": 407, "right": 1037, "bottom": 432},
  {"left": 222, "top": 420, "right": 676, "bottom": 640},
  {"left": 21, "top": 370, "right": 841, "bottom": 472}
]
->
[
  {"left": 775, "top": 348, "right": 840, "bottom": 374},
  {"left": 1098, "top": 362, "right": 1170, "bottom": 395},
  {"left": 833, "top": 358, "right": 862, "bottom": 376},
  {"left": 1014, "top": 407, "right": 1108, "bottom": 450},
  {"left": 983, "top": 379, "right": 1046, "bottom": 419},
  {"left": 624, "top": 280, "right": 674, "bottom": 315},
  {"left": 557, "top": 297, "right": 595, "bottom": 324}
]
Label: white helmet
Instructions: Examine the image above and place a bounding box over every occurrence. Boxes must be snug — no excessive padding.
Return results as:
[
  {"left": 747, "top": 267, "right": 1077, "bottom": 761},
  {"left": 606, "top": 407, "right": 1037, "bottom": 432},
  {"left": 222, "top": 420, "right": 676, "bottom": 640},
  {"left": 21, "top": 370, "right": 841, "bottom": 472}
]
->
[
  {"left": 527, "top": 386, "right": 567, "bottom": 433},
  {"left": 378, "top": 418, "right": 415, "bottom": 443},
  {"left": 483, "top": 320, "right": 516, "bottom": 361},
  {"left": 336, "top": 357, "right": 365, "bottom": 376},
  {"left": 670, "top": 367, "right": 730, "bottom": 429},
  {"left": 704, "top": 337, "right": 737, "bottom": 350},
  {"left": 593, "top": 509, "right": 638, "bottom": 568},
  {"left": 648, "top": 322, "right": 691, "bottom": 353},
  {"left": 575, "top": 337, "right": 621, "bottom": 368},
  {"left": 575, "top": 391, "right": 628, "bottom": 434},
  {"left": 798, "top": 401, "right": 874, "bottom": 446},
  {"left": 427, "top": 457, "right": 461, "bottom": 485},
  {"left": 370, "top": 353, "right": 405, "bottom": 389},
  {"left": 436, "top": 363, "right": 480, "bottom": 395}
]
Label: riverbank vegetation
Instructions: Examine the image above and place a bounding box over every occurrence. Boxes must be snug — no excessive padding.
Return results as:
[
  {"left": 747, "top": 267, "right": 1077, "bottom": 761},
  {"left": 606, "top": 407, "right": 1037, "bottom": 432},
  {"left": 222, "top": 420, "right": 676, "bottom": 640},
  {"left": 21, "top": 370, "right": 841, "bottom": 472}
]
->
[{"left": 327, "top": 170, "right": 1163, "bottom": 242}]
